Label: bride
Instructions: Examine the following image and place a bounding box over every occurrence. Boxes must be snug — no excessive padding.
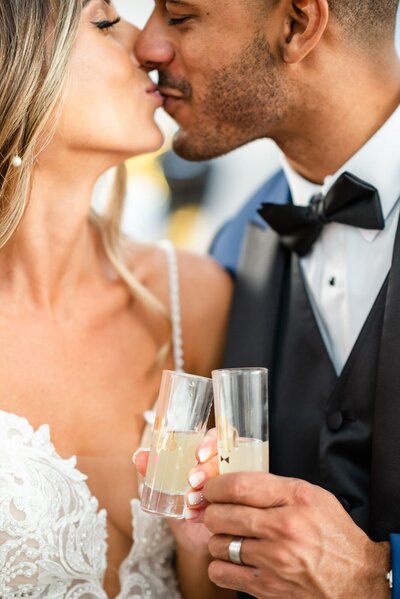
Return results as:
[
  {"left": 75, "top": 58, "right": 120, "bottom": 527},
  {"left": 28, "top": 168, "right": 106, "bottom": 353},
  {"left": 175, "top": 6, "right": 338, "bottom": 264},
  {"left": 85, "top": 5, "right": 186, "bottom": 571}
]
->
[{"left": 0, "top": 1, "right": 233, "bottom": 598}]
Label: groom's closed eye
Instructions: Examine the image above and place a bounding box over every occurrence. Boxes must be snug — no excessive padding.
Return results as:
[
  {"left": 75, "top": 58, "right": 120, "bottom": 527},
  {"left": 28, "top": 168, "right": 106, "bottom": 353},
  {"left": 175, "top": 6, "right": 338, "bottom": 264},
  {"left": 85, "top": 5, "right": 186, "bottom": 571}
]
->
[
  {"left": 167, "top": 1, "right": 193, "bottom": 5},
  {"left": 166, "top": 0, "right": 197, "bottom": 24}
]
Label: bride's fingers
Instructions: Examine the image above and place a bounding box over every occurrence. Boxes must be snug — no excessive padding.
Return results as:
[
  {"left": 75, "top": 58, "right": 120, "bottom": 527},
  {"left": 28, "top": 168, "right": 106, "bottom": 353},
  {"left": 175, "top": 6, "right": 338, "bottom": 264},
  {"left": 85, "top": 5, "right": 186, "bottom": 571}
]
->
[
  {"left": 132, "top": 448, "right": 149, "bottom": 476},
  {"left": 186, "top": 489, "right": 208, "bottom": 510},
  {"left": 196, "top": 428, "right": 218, "bottom": 464},
  {"left": 188, "top": 454, "right": 220, "bottom": 490},
  {"left": 183, "top": 506, "right": 206, "bottom": 523}
]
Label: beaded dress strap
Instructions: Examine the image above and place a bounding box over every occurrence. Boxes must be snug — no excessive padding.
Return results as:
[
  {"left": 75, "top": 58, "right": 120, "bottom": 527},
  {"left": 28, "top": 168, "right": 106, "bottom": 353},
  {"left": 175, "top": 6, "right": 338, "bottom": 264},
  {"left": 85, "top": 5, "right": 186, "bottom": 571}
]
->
[{"left": 159, "top": 239, "right": 185, "bottom": 373}]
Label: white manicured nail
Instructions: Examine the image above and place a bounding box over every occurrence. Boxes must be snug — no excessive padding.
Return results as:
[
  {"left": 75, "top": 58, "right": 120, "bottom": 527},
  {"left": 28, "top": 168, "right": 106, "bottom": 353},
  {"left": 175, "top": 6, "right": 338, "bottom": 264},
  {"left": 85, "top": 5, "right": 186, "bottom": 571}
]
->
[
  {"left": 132, "top": 447, "right": 149, "bottom": 463},
  {"left": 187, "top": 491, "right": 204, "bottom": 506},
  {"left": 198, "top": 448, "right": 211, "bottom": 463},
  {"left": 188, "top": 471, "right": 205, "bottom": 489},
  {"left": 184, "top": 507, "right": 199, "bottom": 520}
]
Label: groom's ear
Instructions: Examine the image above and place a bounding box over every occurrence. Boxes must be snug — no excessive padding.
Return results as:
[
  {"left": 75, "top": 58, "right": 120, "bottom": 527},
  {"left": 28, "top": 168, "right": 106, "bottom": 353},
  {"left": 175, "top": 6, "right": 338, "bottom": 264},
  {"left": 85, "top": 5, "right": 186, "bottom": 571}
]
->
[{"left": 279, "top": 0, "right": 329, "bottom": 64}]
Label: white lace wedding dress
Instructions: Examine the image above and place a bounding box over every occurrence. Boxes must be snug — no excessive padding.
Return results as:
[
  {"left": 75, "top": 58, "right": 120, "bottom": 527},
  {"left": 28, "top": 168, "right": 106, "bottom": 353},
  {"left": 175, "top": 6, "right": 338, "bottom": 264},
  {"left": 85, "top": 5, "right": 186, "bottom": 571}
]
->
[{"left": 0, "top": 242, "right": 184, "bottom": 599}]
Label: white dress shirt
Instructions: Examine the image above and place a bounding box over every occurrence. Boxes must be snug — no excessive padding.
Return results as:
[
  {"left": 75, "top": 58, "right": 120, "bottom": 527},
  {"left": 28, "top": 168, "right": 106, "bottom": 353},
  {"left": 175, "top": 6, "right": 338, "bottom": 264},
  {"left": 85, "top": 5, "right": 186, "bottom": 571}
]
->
[{"left": 280, "top": 106, "right": 400, "bottom": 375}]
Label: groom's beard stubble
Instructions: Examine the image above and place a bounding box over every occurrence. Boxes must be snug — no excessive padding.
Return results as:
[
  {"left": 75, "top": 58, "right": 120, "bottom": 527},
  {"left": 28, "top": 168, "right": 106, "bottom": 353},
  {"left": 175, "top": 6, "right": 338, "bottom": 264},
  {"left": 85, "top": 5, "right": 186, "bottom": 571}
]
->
[{"left": 158, "top": 33, "right": 286, "bottom": 162}]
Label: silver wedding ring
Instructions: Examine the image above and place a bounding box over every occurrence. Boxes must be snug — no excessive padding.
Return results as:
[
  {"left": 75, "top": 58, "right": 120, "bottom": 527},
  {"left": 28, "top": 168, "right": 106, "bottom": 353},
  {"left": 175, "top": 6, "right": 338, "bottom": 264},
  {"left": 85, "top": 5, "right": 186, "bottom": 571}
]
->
[{"left": 228, "top": 536, "right": 245, "bottom": 565}]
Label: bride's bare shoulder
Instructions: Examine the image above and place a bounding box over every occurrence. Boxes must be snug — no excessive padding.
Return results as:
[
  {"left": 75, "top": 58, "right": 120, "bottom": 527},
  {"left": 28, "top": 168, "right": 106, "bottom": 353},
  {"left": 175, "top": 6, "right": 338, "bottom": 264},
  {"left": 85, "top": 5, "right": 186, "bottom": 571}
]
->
[
  {"left": 176, "top": 249, "right": 233, "bottom": 374},
  {"left": 122, "top": 239, "right": 233, "bottom": 374}
]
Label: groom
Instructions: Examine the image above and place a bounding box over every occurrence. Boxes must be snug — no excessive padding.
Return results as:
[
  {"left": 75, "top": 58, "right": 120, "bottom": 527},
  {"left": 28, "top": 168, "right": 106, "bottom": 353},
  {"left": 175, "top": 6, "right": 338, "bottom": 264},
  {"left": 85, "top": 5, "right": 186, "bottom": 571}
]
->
[{"left": 135, "top": 0, "right": 400, "bottom": 597}]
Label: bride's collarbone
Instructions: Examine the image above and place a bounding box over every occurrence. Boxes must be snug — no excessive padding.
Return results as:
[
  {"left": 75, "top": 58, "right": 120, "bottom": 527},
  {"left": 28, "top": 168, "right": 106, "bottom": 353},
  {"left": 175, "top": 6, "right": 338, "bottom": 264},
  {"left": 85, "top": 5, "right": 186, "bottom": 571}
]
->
[{"left": 0, "top": 326, "right": 164, "bottom": 461}]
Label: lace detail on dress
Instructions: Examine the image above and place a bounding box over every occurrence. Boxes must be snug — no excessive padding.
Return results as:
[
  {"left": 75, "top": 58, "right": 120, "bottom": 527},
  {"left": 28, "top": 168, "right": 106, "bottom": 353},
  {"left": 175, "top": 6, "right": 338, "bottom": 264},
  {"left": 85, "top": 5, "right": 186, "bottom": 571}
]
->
[
  {"left": 117, "top": 500, "right": 181, "bottom": 599},
  {"left": 0, "top": 411, "right": 108, "bottom": 599}
]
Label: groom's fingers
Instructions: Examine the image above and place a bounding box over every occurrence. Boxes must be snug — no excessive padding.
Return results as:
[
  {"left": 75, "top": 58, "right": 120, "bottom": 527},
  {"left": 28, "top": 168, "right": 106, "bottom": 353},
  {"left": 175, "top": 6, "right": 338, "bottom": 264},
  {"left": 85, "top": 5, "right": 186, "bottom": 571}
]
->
[
  {"left": 208, "top": 560, "right": 258, "bottom": 595},
  {"left": 132, "top": 448, "right": 149, "bottom": 476},
  {"left": 204, "top": 472, "right": 298, "bottom": 508}
]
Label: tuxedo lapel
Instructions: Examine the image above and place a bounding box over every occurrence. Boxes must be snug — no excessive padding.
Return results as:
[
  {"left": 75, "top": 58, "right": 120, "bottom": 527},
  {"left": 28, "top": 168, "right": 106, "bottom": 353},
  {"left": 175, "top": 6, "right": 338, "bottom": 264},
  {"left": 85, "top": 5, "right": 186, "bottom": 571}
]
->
[
  {"left": 223, "top": 222, "right": 290, "bottom": 368},
  {"left": 371, "top": 212, "right": 400, "bottom": 540}
]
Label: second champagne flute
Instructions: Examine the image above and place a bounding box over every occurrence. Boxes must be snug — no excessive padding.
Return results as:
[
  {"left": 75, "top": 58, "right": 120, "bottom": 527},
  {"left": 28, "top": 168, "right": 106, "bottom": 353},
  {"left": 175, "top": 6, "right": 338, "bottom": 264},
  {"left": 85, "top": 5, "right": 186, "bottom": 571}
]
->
[{"left": 212, "top": 367, "right": 269, "bottom": 474}]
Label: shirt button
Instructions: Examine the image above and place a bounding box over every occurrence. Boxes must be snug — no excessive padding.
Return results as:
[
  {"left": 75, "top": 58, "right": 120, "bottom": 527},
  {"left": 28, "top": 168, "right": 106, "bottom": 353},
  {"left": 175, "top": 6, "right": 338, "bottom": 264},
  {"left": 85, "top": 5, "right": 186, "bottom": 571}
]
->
[{"left": 327, "top": 411, "right": 344, "bottom": 431}]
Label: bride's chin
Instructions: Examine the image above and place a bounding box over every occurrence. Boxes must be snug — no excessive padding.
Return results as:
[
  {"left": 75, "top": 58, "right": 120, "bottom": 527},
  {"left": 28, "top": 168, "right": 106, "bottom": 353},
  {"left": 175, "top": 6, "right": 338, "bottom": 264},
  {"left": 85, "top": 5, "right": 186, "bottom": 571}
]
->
[
  {"left": 122, "top": 130, "right": 165, "bottom": 159},
  {"left": 67, "top": 131, "right": 165, "bottom": 172},
  {"left": 144, "top": 127, "right": 165, "bottom": 152}
]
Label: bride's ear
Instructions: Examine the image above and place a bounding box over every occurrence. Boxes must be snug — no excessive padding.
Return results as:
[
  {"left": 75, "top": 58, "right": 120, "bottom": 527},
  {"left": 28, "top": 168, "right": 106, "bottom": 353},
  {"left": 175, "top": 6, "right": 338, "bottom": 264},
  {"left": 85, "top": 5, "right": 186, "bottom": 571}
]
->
[{"left": 281, "top": 0, "right": 329, "bottom": 64}]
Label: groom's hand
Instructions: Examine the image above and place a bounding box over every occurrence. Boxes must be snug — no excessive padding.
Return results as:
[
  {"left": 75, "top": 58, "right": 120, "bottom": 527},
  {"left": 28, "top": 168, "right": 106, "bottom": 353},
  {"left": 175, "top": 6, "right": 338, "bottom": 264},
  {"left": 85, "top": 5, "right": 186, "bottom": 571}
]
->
[{"left": 202, "top": 472, "right": 390, "bottom": 599}]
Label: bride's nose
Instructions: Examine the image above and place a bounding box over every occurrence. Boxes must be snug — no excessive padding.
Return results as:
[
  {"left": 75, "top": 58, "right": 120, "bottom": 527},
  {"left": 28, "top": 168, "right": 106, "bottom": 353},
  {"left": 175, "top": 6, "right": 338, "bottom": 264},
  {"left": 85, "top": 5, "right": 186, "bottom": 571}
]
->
[{"left": 117, "top": 20, "right": 141, "bottom": 66}]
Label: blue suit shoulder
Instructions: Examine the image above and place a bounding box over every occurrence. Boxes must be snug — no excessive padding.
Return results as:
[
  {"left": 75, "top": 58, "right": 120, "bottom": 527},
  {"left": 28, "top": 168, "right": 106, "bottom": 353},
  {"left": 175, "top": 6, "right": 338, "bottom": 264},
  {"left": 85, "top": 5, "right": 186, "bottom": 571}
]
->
[{"left": 209, "top": 169, "right": 290, "bottom": 277}]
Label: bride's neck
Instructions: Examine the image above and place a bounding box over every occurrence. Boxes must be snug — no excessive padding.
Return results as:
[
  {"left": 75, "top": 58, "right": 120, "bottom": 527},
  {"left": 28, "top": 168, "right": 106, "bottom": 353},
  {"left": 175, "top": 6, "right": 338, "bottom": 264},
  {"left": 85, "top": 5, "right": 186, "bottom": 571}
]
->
[{"left": 0, "top": 151, "right": 108, "bottom": 312}]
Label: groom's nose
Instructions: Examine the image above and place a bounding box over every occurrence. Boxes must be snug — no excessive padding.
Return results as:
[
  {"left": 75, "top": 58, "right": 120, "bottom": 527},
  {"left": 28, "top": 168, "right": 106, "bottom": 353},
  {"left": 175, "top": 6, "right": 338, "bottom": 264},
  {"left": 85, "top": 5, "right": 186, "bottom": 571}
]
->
[{"left": 135, "top": 11, "right": 175, "bottom": 72}]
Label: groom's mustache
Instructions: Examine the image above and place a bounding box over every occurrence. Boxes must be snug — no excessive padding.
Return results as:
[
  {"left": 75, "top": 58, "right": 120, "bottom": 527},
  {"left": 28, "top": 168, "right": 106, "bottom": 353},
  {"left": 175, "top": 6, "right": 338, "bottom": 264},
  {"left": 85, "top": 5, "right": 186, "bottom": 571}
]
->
[{"left": 157, "top": 74, "right": 192, "bottom": 100}]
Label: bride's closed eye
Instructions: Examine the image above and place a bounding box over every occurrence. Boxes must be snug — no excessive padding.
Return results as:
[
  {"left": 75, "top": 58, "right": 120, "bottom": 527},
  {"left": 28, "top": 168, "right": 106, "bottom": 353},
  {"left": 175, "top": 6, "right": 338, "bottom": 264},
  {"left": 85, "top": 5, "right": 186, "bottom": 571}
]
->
[{"left": 92, "top": 16, "right": 121, "bottom": 32}]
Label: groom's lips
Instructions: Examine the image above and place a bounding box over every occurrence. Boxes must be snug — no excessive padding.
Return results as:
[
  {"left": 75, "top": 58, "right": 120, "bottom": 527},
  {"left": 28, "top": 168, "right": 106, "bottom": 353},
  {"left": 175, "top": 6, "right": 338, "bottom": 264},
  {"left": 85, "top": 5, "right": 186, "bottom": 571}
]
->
[{"left": 158, "top": 86, "right": 186, "bottom": 113}]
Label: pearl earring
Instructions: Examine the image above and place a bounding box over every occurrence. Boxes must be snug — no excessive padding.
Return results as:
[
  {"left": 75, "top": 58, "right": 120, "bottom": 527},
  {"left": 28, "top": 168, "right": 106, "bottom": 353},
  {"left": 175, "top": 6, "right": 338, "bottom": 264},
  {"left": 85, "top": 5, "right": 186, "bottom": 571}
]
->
[{"left": 11, "top": 155, "right": 22, "bottom": 167}]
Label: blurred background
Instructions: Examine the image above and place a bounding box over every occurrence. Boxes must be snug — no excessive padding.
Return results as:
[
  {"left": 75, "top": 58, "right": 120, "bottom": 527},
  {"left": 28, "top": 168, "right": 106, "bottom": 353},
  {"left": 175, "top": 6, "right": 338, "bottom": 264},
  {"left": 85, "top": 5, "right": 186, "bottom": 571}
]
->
[{"left": 94, "top": 1, "right": 400, "bottom": 253}]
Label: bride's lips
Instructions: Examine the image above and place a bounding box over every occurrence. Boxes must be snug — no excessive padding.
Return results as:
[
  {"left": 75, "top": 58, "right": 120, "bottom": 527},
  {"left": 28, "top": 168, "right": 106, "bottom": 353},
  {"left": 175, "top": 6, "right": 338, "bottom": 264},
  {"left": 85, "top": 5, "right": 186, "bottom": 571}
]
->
[{"left": 146, "top": 83, "right": 164, "bottom": 107}]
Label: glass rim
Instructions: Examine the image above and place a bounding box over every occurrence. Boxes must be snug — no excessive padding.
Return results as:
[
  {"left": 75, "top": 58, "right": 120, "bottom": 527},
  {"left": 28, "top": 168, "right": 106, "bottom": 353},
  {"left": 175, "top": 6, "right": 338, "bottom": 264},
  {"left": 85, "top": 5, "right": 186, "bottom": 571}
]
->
[
  {"left": 163, "top": 369, "right": 212, "bottom": 384},
  {"left": 212, "top": 367, "right": 268, "bottom": 376}
]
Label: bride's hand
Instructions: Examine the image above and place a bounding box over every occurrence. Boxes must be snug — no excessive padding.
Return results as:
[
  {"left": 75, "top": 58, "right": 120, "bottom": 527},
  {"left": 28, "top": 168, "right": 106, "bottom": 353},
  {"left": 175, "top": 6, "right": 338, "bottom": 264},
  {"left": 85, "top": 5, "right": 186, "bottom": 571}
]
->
[
  {"left": 132, "top": 430, "right": 219, "bottom": 554},
  {"left": 184, "top": 428, "right": 219, "bottom": 522}
]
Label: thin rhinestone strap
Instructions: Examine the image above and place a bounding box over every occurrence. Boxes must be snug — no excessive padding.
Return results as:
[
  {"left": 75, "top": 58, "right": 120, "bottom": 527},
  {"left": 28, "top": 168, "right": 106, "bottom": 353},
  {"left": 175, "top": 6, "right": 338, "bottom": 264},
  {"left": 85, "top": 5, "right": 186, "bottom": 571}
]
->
[{"left": 159, "top": 240, "right": 185, "bottom": 372}]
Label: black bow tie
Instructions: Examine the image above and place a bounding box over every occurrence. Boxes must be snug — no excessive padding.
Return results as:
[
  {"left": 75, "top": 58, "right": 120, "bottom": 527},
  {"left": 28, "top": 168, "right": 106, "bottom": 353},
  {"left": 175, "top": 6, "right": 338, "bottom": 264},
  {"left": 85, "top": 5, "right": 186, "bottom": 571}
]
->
[{"left": 258, "top": 172, "right": 384, "bottom": 257}]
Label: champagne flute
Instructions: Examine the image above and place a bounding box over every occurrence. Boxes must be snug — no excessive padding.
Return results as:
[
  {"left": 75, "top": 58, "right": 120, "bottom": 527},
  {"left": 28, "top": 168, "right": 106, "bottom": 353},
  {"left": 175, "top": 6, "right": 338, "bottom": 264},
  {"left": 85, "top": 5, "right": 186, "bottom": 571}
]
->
[
  {"left": 212, "top": 367, "right": 269, "bottom": 474},
  {"left": 141, "top": 370, "right": 213, "bottom": 518}
]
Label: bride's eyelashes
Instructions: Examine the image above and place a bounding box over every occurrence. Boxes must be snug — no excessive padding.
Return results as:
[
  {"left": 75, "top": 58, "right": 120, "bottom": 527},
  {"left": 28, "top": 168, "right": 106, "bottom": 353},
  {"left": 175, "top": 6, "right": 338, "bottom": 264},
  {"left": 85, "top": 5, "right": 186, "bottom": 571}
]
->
[{"left": 92, "top": 16, "right": 121, "bottom": 31}]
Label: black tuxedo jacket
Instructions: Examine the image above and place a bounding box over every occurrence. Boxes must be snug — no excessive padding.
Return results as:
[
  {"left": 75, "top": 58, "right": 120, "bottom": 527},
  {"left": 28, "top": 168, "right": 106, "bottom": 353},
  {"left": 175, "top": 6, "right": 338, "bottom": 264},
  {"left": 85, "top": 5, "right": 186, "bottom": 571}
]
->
[{"left": 211, "top": 169, "right": 400, "bottom": 541}]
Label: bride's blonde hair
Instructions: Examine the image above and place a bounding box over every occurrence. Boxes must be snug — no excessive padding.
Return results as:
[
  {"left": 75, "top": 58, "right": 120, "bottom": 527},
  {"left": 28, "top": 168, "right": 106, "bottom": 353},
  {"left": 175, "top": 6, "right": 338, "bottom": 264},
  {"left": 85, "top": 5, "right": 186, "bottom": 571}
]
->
[{"left": 0, "top": 0, "right": 170, "bottom": 363}]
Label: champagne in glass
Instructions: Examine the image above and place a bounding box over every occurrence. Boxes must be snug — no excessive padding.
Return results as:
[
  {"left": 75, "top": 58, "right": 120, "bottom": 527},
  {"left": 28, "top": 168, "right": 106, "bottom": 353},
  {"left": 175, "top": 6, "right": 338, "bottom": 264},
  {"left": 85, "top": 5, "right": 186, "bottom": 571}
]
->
[
  {"left": 218, "top": 437, "right": 269, "bottom": 474},
  {"left": 141, "top": 371, "right": 213, "bottom": 518},
  {"left": 144, "top": 429, "right": 204, "bottom": 494},
  {"left": 213, "top": 368, "right": 269, "bottom": 474}
]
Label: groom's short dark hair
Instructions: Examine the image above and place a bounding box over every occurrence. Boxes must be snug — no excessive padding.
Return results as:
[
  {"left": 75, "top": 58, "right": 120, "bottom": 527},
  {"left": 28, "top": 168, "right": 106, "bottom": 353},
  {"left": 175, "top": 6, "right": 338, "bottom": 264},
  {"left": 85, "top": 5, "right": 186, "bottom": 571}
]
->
[
  {"left": 262, "top": 0, "right": 399, "bottom": 45},
  {"left": 328, "top": 0, "right": 399, "bottom": 40}
]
